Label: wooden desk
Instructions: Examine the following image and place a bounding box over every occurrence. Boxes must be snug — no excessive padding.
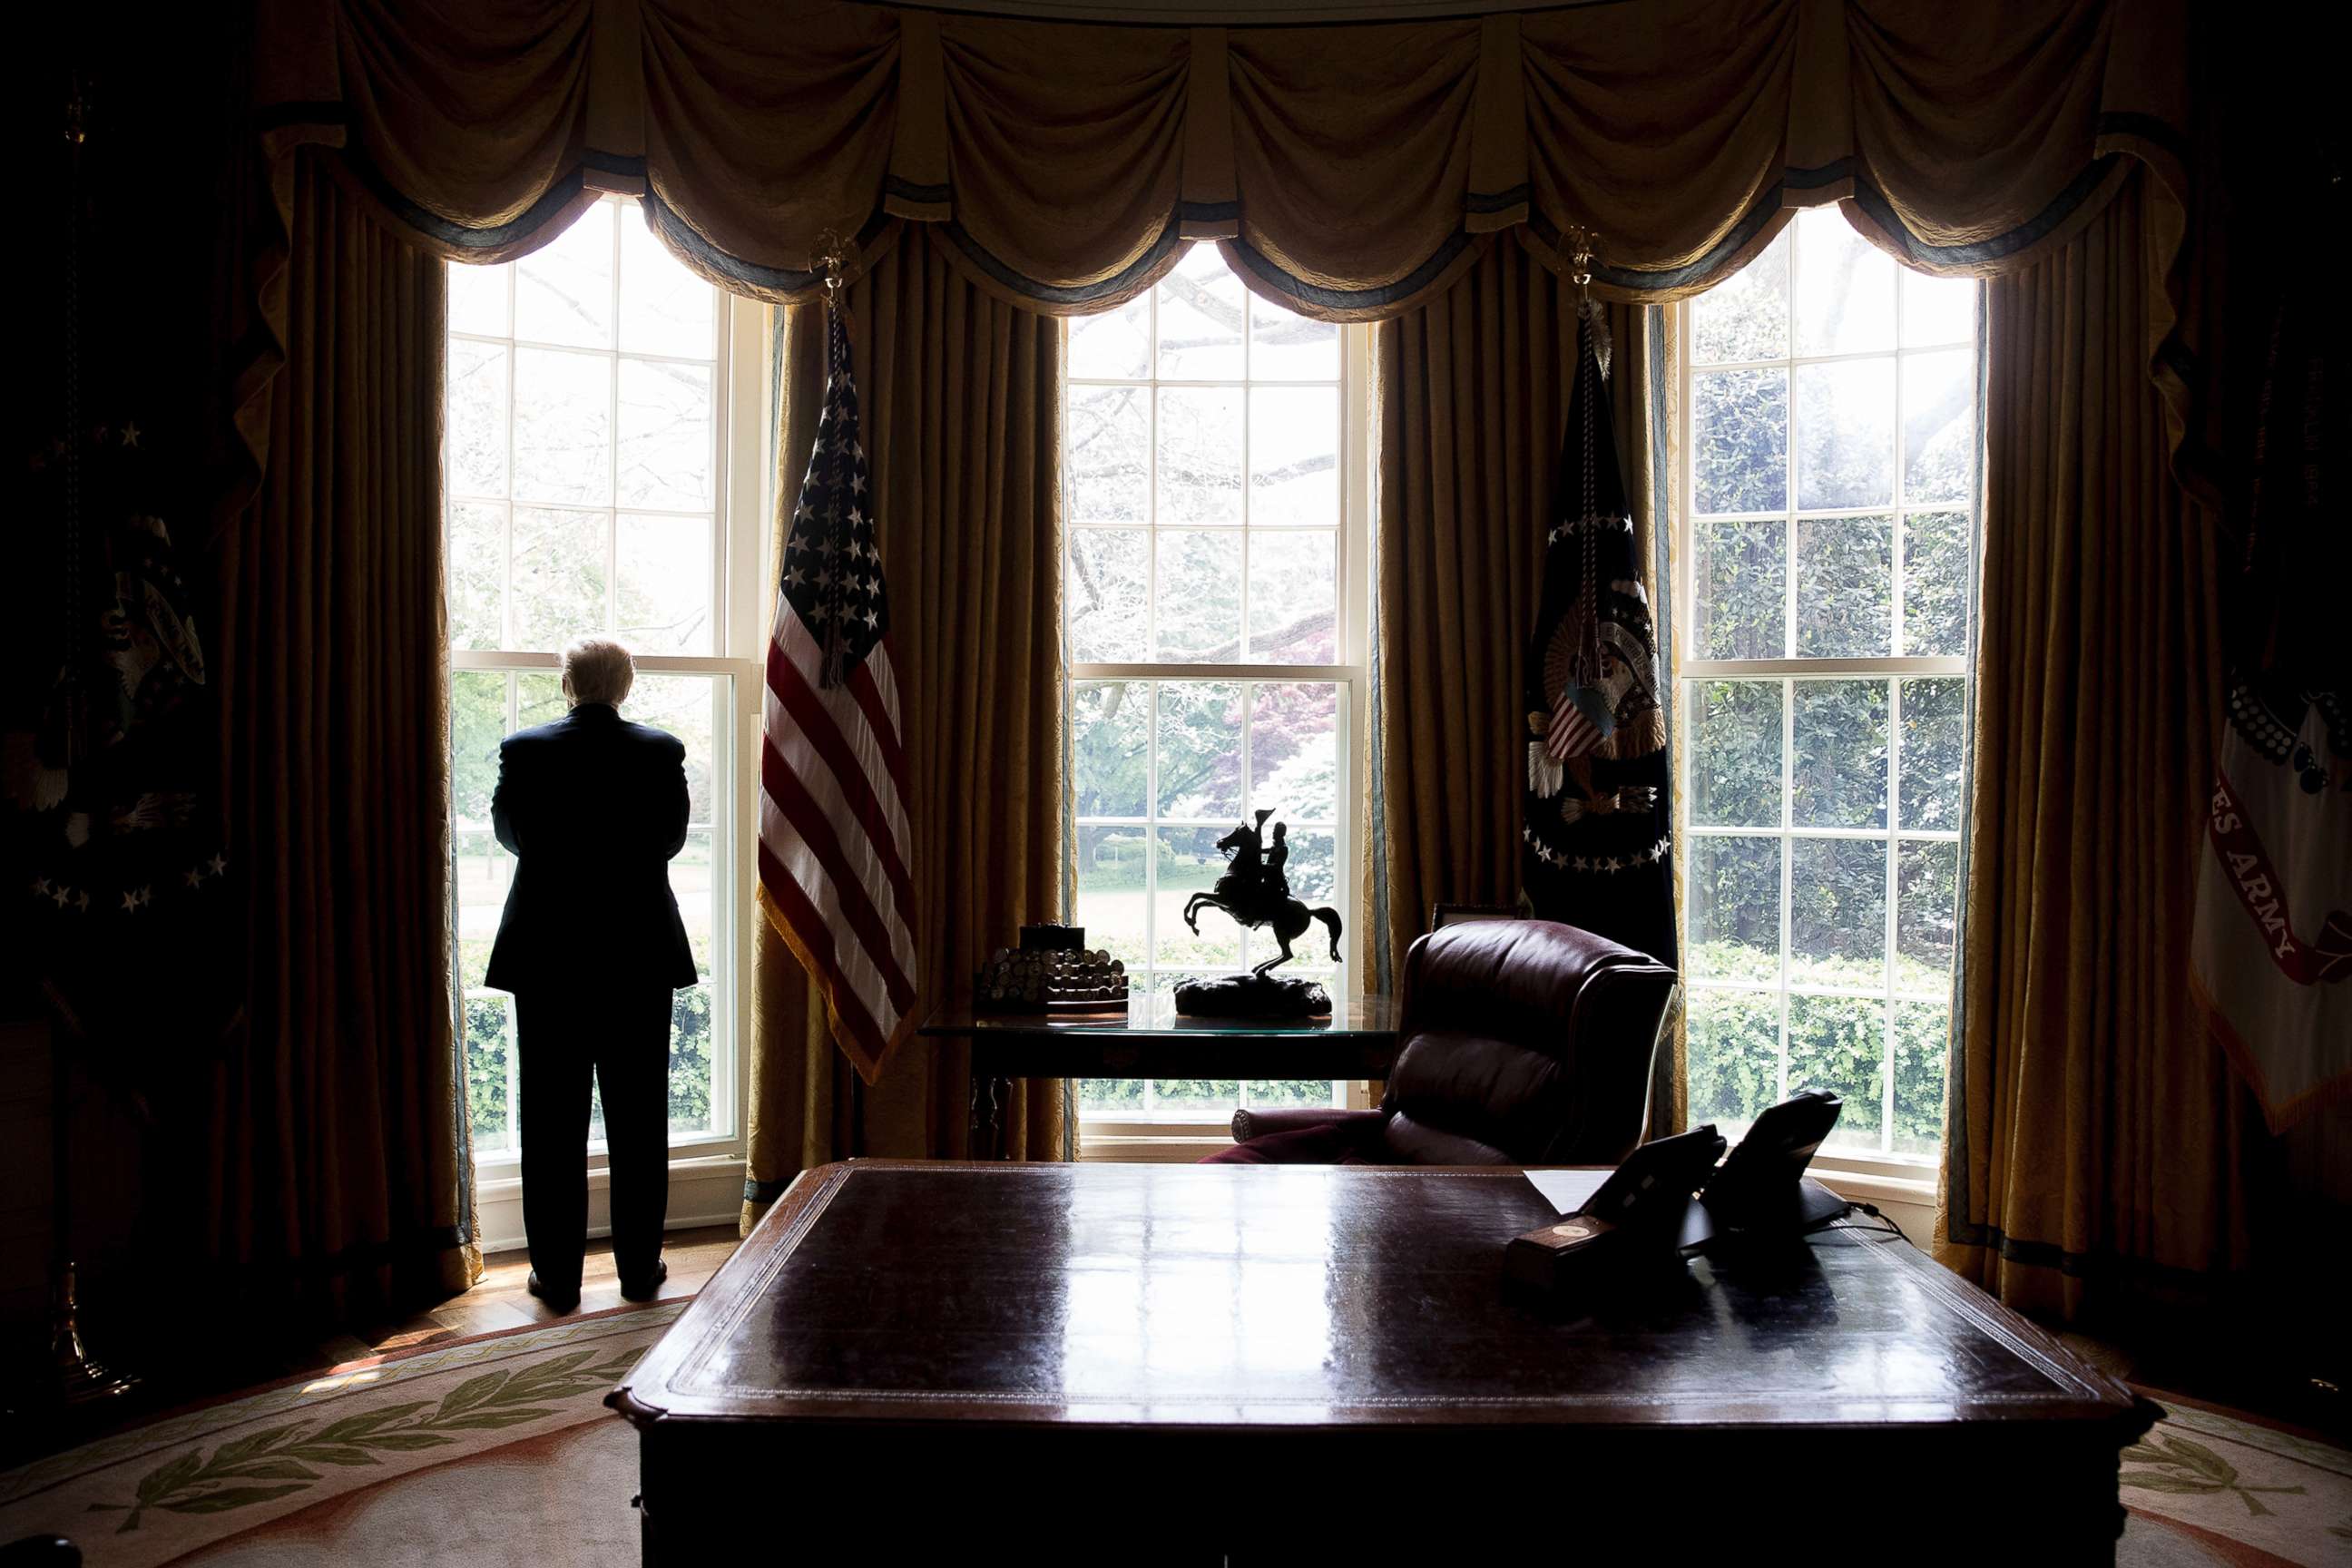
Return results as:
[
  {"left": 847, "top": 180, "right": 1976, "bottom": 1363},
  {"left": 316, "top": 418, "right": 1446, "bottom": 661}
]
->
[
  {"left": 612, "top": 1162, "right": 2152, "bottom": 1563},
  {"left": 919, "top": 993, "right": 1398, "bottom": 1157}
]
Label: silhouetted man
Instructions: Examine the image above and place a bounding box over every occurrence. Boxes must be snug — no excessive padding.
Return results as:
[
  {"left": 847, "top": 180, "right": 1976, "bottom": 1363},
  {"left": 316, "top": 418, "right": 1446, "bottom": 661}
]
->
[{"left": 488, "top": 638, "right": 695, "bottom": 1311}]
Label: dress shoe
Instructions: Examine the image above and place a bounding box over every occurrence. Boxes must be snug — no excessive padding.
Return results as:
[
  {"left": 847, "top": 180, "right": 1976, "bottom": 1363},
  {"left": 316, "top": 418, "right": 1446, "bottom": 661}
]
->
[
  {"left": 526, "top": 1271, "right": 580, "bottom": 1312},
  {"left": 619, "top": 1258, "right": 669, "bottom": 1303}
]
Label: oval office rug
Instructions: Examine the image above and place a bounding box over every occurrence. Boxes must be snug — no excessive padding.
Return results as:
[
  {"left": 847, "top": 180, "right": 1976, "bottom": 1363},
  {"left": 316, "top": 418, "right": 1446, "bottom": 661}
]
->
[
  {"left": 5, "top": 1328, "right": 2347, "bottom": 1565},
  {"left": 0, "top": 1301, "right": 681, "bottom": 1567}
]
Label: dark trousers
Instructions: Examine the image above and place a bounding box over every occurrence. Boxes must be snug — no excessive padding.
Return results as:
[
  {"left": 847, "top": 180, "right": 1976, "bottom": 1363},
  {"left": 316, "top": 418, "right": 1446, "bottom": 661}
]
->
[{"left": 516, "top": 987, "right": 673, "bottom": 1292}]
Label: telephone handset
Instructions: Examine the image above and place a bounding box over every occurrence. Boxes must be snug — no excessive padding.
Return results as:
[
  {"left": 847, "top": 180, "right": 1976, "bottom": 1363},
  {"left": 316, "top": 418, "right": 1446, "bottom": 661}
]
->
[
  {"left": 1504, "top": 1126, "right": 1727, "bottom": 1300},
  {"left": 1700, "top": 1090, "right": 1848, "bottom": 1238}
]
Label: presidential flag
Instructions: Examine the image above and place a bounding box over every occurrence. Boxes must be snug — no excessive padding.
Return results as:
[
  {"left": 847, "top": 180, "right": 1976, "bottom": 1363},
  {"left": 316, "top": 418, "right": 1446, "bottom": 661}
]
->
[
  {"left": 758, "top": 300, "right": 919, "bottom": 1083},
  {"left": 1522, "top": 301, "right": 1675, "bottom": 967}
]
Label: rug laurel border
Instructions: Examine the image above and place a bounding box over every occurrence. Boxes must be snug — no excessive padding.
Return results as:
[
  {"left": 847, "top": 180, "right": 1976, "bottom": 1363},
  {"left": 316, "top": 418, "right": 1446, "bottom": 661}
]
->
[{"left": 0, "top": 1302, "right": 686, "bottom": 1513}]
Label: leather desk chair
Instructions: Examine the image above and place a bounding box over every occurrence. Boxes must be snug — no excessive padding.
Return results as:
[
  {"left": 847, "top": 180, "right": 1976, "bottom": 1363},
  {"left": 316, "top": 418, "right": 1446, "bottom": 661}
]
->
[{"left": 1205, "top": 919, "right": 1678, "bottom": 1167}]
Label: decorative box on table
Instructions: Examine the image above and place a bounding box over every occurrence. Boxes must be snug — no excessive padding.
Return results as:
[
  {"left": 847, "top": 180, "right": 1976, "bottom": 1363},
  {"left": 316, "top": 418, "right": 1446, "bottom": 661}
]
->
[{"left": 976, "top": 924, "right": 1128, "bottom": 1014}]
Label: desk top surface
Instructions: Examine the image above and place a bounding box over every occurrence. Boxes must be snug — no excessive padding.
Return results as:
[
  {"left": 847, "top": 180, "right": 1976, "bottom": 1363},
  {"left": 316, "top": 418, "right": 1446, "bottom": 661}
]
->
[
  {"left": 919, "top": 991, "right": 1397, "bottom": 1040},
  {"left": 614, "top": 1161, "right": 2137, "bottom": 1433}
]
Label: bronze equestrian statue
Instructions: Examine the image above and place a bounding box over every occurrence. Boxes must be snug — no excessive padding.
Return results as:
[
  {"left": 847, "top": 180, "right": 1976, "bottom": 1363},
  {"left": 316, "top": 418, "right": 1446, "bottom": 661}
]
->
[{"left": 1183, "top": 809, "right": 1344, "bottom": 976}]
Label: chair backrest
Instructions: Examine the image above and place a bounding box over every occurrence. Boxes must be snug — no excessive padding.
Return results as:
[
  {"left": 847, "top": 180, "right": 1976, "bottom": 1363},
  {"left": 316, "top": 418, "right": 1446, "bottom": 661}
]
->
[{"left": 1378, "top": 919, "right": 1678, "bottom": 1166}]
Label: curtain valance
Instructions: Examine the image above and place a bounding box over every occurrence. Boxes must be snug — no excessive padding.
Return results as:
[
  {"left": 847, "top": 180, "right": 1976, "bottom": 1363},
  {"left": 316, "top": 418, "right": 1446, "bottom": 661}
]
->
[{"left": 254, "top": 0, "right": 2187, "bottom": 315}]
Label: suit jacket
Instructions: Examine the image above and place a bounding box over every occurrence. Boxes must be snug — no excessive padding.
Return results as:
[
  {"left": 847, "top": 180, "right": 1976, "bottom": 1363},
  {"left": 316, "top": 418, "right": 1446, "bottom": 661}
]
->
[{"left": 485, "top": 703, "right": 699, "bottom": 995}]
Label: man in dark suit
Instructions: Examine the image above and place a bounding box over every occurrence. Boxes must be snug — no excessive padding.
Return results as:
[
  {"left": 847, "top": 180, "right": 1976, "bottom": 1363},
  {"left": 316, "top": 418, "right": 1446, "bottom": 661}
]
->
[{"left": 488, "top": 638, "right": 697, "bottom": 1311}]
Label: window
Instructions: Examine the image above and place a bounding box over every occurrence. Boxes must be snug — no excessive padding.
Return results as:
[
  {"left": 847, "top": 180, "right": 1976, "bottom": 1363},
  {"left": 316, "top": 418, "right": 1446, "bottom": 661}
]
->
[
  {"left": 1064, "top": 245, "right": 1370, "bottom": 1123},
  {"left": 1677, "top": 209, "right": 1979, "bottom": 1158},
  {"left": 443, "top": 194, "right": 765, "bottom": 1163}
]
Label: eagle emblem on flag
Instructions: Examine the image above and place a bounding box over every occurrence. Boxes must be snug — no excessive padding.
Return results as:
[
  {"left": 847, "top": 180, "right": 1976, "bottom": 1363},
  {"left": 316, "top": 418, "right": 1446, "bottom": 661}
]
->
[
  {"left": 1521, "top": 300, "right": 1675, "bottom": 965},
  {"left": 758, "top": 292, "right": 920, "bottom": 1083}
]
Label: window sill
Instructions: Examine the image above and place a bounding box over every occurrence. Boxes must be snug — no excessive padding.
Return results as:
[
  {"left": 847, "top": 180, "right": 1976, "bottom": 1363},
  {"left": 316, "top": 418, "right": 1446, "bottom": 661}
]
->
[{"left": 472, "top": 1150, "right": 747, "bottom": 1253}]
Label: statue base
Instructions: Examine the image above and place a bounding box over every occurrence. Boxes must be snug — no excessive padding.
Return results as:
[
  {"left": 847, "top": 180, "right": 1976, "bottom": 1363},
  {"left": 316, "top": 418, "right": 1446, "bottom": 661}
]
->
[{"left": 1173, "top": 974, "right": 1331, "bottom": 1019}]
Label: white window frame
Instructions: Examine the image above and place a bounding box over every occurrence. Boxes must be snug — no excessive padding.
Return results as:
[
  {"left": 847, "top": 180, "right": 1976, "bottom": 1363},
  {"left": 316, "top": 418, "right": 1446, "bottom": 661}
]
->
[
  {"left": 445, "top": 196, "right": 770, "bottom": 1244},
  {"left": 1066, "top": 270, "right": 1377, "bottom": 1143},
  {"left": 1671, "top": 255, "right": 1978, "bottom": 1172}
]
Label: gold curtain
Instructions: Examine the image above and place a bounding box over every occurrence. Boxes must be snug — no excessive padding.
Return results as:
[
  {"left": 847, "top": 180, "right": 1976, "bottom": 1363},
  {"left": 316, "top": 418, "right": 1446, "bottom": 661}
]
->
[
  {"left": 1934, "top": 170, "right": 2251, "bottom": 1318},
  {"left": 243, "top": 1, "right": 2187, "bottom": 359},
  {"left": 205, "top": 151, "right": 479, "bottom": 1309},
  {"left": 742, "top": 226, "right": 1067, "bottom": 1230},
  {"left": 1370, "top": 240, "right": 1682, "bottom": 1132}
]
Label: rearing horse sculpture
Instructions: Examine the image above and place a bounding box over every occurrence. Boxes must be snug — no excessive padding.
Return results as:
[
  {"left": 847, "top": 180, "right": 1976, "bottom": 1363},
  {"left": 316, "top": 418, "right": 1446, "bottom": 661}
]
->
[{"left": 1183, "top": 809, "right": 1344, "bottom": 975}]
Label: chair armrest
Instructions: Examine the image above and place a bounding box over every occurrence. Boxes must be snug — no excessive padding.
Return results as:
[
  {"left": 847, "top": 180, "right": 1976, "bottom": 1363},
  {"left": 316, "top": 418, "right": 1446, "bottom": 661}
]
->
[{"left": 1230, "top": 1107, "right": 1386, "bottom": 1144}]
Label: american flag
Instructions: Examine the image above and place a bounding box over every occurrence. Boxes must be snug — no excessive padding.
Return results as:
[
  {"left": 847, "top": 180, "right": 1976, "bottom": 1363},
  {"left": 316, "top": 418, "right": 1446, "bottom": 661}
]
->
[
  {"left": 757, "top": 302, "right": 918, "bottom": 1083},
  {"left": 1546, "top": 679, "right": 1612, "bottom": 760}
]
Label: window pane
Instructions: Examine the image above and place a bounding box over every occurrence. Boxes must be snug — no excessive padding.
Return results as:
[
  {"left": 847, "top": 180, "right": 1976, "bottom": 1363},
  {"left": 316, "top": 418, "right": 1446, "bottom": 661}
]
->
[
  {"left": 1073, "top": 825, "right": 1150, "bottom": 972},
  {"left": 513, "top": 348, "right": 612, "bottom": 505},
  {"left": 446, "top": 338, "right": 509, "bottom": 500},
  {"left": 617, "top": 358, "right": 713, "bottom": 511},
  {"left": 1789, "top": 838, "right": 1886, "bottom": 987},
  {"left": 670, "top": 825, "right": 716, "bottom": 974},
  {"left": 447, "top": 501, "right": 506, "bottom": 650},
  {"left": 1158, "top": 243, "right": 1245, "bottom": 378},
  {"left": 464, "top": 995, "right": 515, "bottom": 1154},
  {"left": 1249, "top": 386, "right": 1338, "bottom": 527},
  {"left": 1689, "top": 836, "right": 1782, "bottom": 982},
  {"left": 1249, "top": 682, "right": 1339, "bottom": 825},
  {"left": 630, "top": 673, "right": 717, "bottom": 824},
  {"left": 1903, "top": 348, "right": 1975, "bottom": 505},
  {"left": 1687, "top": 680, "right": 1781, "bottom": 828},
  {"left": 1902, "top": 268, "right": 1976, "bottom": 348},
  {"left": 1250, "top": 293, "right": 1338, "bottom": 380},
  {"left": 449, "top": 263, "right": 508, "bottom": 338},
  {"left": 1795, "top": 358, "right": 1895, "bottom": 510},
  {"left": 1066, "top": 384, "right": 1149, "bottom": 524},
  {"left": 1153, "top": 530, "right": 1244, "bottom": 662},
  {"left": 516, "top": 671, "right": 567, "bottom": 730},
  {"left": 619, "top": 214, "right": 714, "bottom": 358},
  {"left": 1073, "top": 681, "right": 1151, "bottom": 818},
  {"left": 669, "top": 984, "right": 718, "bottom": 1134},
  {"left": 452, "top": 668, "right": 511, "bottom": 990},
  {"left": 1274, "top": 827, "right": 1336, "bottom": 906},
  {"left": 1246, "top": 1079, "right": 1338, "bottom": 1108},
  {"left": 510, "top": 507, "right": 608, "bottom": 651},
  {"left": 514, "top": 201, "right": 614, "bottom": 349},
  {"left": 1794, "top": 207, "right": 1895, "bottom": 356},
  {"left": 1892, "top": 1000, "right": 1951, "bottom": 1154},
  {"left": 1156, "top": 681, "right": 1243, "bottom": 820},
  {"left": 1693, "top": 368, "right": 1788, "bottom": 514},
  {"left": 1901, "top": 510, "right": 1969, "bottom": 657},
  {"left": 1247, "top": 531, "right": 1337, "bottom": 662},
  {"left": 1070, "top": 293, "right": 1151, "bottom": 380},
  {"left": 1898, "top": 677, "right": 1965, "bottom": 831},
  {"left": 1158, "top": 387, "right": 1244, "bottom": 525},
  {"left": 1791, "top": 680, "right": 1887, "bottom": 828},
  {"left": 1896, "top": 838, "right": 1958, "bottom": 993},
  {"left": 1152, "top": 1076, "right": 1243, "bottom": 1115},
  {"left": 1690, "top": 225, "right": 1788, "bottom": 364},
  {"left": 1080, "top": 1077, "right": 1147, "bottom": 1117},
  {"left": 1788, "top": 995, "right": 1886, "bottom": 1150},
  {"left": 1066, "top": 527, "right": 1149, "bottom": 662},
  {"left": 1687, "top": 988, "right": 1780, "bottom": 1130},
  {"left": 1156, "top": 825, "right": 1244, "bottom": 968},
  {"left": 616, "top": 513, "right": 713, "bottom": 655},
  {"left": 1795, "top": 514, "right": 1893, "bottom": 658},
  {"left": 1690, "top": 516, "right": 1786, "bottom": 659}
]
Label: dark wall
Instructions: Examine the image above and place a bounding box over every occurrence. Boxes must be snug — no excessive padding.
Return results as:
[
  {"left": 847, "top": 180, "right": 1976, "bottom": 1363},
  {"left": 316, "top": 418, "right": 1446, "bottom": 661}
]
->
[{"left": 5, "top": 8, "right": 250, "bottom": 1367}]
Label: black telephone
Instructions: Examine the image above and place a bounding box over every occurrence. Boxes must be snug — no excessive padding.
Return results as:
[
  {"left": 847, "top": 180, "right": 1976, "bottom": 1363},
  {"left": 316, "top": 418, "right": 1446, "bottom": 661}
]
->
[
  {"left": 1698, "top": 1090, "right": 1848, "bottom": 1240},
  {"left": 1504, "top": 1125, "right": 1727, "bottom": 1300}
]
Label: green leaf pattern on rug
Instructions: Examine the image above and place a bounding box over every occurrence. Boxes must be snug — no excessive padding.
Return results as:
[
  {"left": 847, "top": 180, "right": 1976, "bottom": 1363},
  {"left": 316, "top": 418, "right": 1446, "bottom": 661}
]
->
[
  {"left": 86, "top": 1346, "right": 642, "bottom": 1533},
  {"left": 2119, "top": 1433, "right": 2308, "bottom": 1518}
]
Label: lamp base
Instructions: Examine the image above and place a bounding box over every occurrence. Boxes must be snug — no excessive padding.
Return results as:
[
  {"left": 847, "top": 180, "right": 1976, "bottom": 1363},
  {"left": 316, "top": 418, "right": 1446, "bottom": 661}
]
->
[{"left": 48, "top": 1261, "right": 138, "bottom": 1407}]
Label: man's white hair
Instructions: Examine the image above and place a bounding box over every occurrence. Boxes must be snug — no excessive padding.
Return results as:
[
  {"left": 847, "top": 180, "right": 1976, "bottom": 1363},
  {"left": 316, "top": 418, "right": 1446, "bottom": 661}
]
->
[{"left": 562, "top": 637, "right": 636, "bottom": 708}]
